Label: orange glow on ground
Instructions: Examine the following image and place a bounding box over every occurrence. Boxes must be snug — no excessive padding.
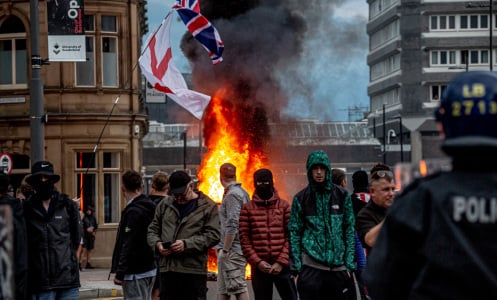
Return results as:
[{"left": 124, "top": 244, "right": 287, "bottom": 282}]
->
[{"left": 207, "top": 249, "right": 252, "bottom": 280}]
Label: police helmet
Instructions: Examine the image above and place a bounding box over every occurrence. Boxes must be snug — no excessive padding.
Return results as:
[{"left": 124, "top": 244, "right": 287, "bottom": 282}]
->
[{"left": 435, "top": 71, "right": 497, "bottom": 152}]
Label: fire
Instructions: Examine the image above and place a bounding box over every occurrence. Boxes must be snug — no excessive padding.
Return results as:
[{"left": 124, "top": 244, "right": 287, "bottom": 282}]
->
[
  {"left": 198, "top": 89, "right": 267, "bottom": 202},
  {"left": 198, "top": 89, "right": 267, "bottom": 279}
]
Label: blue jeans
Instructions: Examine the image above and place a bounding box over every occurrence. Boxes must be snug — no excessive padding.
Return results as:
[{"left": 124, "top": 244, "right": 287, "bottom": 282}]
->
[{"left": 30, "top": 287, "right": 78, "bottom": 300}]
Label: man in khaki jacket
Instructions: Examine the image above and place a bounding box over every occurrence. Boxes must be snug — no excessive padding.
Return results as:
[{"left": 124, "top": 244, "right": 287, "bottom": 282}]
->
[{"left": 147, "top": 170, "right": 220, "bottom": 300}]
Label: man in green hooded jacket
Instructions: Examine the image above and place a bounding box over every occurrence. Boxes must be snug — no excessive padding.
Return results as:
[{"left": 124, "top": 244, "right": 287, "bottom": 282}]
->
[{"left": 289, "top": 150, "right": 355, "bottom": 300}]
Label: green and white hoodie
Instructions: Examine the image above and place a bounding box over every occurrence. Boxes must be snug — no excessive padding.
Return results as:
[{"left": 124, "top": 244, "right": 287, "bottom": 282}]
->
[{"left": 289, "top": 150, "right": 355, "bottom": 273}]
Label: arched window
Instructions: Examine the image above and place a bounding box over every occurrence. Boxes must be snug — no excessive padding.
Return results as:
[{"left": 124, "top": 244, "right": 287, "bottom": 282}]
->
[{"left": 0, "top": 16, "right": 28, "bottom": 88}]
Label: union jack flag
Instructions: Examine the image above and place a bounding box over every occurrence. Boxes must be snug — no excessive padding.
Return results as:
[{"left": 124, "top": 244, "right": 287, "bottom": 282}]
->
[
  {"left": 175, "top": 0, "right": 200, "bottom": 13},
  {"left": 139, "top": 13, "right": 211, "bottom": 119},
  {"left": 173, "top": 0, "right": 224, "bottom": 64}
]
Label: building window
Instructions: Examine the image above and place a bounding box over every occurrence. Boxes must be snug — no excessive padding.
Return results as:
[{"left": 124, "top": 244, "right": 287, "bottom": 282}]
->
[
  {"left": 101, "top": 16, "right": 118, "bottom": 87},
  {"left": 75, "top": 14, "right": 118, "bottom": 87},
  {"left": 371, "top": 53, "right": 400, "bottom": 80},
  {"left": 471, "top": 15, "right": 479, "bottom": 28},
  {"left": 103, "top": 152, "right": 120, "bottom": 224},
  {"left": 449, "top": 16, "right": 456, "bottom": 29},
  {"left": 431, "top": 16, "right": 438, "bottom": 30},
  {"left": 76, "top": 36, "right": 95, "bottom": 86},
  {"left": 0, "top": 16, "right": 27, "bottom": 89},
  {"left": 76, "top": 16, "right": 95, "bottom": 86},
  {"left": 470, "top": 50, "right": 489, "bottom": 64},
  {"left": 75, "top": 151, "right": 121, "bottom": 224},
  {"left": 430, "top": 15, "right": 455, "bottom": 30},
  {"left": 458, "top": 14, "right": 490, "bottom": 30},
  {"left": 431, "top": 85, "right": 446, "bottom": 101},
  {"left": 480, "top": 15, "right": 488, "bottom": 28},
  {"left": 430, "top": 50, "right": 456, "bottom": 66},
  {"left": 461, "top": 15, "right": 468, "bottom": 29},
  {"left": 371, "top": 88, "right": 400, "bottom": 111},
  {"left": 370, "top": 20, "right": 399, "bottom": 50}
]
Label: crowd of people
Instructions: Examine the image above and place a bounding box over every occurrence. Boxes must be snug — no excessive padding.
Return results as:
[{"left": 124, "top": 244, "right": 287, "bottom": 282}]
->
[{"left": 1, "top": 71, "right": 497, "bottom": 299}]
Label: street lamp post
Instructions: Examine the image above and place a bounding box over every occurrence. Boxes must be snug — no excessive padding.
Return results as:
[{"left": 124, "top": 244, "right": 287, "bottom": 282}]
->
[
  {"left": 398, "top": 116, "right": 404, "bottom": 162},
  {"left": 491, "top": 0, "right": 493, "bottom": 70},
  {"left": 182, "top": 131, "right": 187, "bottom": 170},
  {"left": 30, "top": 0, "right": 45, "bottom": 163},
  {"left": 383, "top": 104, "right": 386, "bottom": 164},
  {"left": 389, "top": 115, "right": 404, "bottom": 162}
]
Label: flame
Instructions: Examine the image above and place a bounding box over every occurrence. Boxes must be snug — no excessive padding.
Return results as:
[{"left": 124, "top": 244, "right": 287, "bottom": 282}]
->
[
  {"left": 199, "top": 89, "right": 266, "bottom": 280},
  {"left": 198, "top": 89, "right": 267, "bottom": 202},
  {"left": 78, "top": 152, "right": 84, "bottom": 210},
  {"left": 419, "top": 160, "right": 427, "bottom": 177}
]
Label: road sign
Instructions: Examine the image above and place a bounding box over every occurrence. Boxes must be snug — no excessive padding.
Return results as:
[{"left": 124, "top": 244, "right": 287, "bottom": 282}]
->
[{"left": 0, "top": 153, "right": 13, "bottom": 175}]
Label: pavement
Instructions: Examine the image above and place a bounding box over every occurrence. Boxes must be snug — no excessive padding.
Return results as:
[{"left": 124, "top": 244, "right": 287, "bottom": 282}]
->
[
  {"left": 79, "top": 268, "right": 123, "bottom": 299},
  {"left": 79, "top": 268, "right": 282, "bottom": 299}
]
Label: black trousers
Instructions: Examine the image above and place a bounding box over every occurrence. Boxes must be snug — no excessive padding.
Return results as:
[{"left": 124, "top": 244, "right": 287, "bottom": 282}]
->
[
  {"left": 297, "top": 266, "right": 355, "bottom": 300},
  {"left": 251, "top": 267, "right": 298, "bottom": 300},
  {"left": 160, "top": 271, "right": 207, "bottom": 300}
]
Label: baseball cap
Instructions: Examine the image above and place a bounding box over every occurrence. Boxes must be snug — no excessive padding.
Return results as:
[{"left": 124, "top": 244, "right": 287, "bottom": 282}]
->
[
  {"left": 26, "top": 161, "right": 60, "bottom": 185},
  {"left": 168, "top": 170, "right": 192, "bottom": 195}
]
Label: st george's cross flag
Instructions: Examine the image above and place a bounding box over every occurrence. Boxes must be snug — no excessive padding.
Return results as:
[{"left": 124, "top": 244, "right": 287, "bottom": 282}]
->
[
  {"left": 173, "top": 0, "right": 224, "bottom": 64},
  {"left": 139, "top": 13, "right": 210, "bottom": 119}
]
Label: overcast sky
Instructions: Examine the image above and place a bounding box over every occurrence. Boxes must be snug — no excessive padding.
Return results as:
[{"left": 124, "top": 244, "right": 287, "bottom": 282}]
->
[{"left": 144, "top": 0, "right": 370, "bottom": 122}]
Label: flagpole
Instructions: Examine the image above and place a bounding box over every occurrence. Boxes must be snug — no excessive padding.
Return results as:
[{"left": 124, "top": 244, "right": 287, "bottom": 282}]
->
[
  {"left": 139, "top": 10, "right": 174, "bottom": 58},
  {"left": 86, "top": 11, "right": 174, "bottom": 175}
]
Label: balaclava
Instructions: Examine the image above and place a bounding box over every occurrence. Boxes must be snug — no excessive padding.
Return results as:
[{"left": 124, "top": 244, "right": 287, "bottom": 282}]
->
[
  {"left": 254, "top": 168, "right": 274, "bottom": 200},
  {"left": 34, "top": 180, "right": 55, "bottom": 200}
]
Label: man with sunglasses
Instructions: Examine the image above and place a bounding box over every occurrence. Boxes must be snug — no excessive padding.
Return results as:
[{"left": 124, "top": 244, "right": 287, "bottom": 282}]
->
[
  {"left": 356, "top": 164, "right": 396, "bottom": 252},
  {"left": 365, "top": 71, "right": 497, "bottom": 299},
  {"left": 147, "top": 170, "right": 220, "bottom": 300}
]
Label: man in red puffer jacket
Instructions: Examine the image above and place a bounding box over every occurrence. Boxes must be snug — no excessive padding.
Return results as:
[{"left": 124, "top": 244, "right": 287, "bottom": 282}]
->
[{"left": 239, "top": 168, "right": 298, "bottom": 300}]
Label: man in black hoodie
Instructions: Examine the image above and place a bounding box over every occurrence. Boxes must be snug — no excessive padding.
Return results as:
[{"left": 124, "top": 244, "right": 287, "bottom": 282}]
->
[
  {"left": 24, "top": 161, "right": 81, "bottom": 299},
  {"left": 111, "top": 170, "right": 156, "bottom": 299}
]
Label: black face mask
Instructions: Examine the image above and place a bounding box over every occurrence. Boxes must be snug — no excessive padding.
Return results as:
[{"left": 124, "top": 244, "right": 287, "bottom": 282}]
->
[
  {"left": 256, "top": 183, "right": 273, "bottom": 200},
  {"left": 34, "top": 181, "right": 55, "bottom": 200}
]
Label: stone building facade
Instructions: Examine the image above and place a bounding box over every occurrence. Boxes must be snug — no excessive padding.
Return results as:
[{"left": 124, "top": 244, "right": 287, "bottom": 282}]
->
[{"left": 0, "top": 0, "right": 148, "bottom": 267}]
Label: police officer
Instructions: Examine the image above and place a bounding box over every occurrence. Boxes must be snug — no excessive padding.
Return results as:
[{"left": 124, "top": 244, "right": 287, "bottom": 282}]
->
[{"left": 363, "top": 71, "right": 497, "bottom": 299}]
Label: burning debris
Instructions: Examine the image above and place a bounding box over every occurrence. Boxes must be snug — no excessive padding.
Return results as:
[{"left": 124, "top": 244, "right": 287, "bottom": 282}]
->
[{"left": 197, "top": 92, "right": 268, "bottom": 202}]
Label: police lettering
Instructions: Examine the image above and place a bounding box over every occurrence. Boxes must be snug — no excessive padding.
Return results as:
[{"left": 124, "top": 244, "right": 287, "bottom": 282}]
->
[
  {"left": 451, "top": 100, "right": 497, "bottom": 117},
  {"left": 452, "top": 196, "right": 497, "bottom": 223},
  {"left": 68, "top": 0, "right": 80, "bottom": 19},
  {"left": 462, "top": 83, "right": 485, "bottom": 98}
]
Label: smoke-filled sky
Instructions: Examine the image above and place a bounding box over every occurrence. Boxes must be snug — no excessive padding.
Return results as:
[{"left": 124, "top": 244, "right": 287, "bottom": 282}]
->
[{"left": 146, "top": 0, "right": 369, "bottom": 122}]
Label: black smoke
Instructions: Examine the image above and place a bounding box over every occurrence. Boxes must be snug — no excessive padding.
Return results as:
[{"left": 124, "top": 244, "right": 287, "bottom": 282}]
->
[
  {"left": 181, "top": 0, "right": 367, "bottom": 122},
  {"left": 182, "top": 0, "right": 367, "bottom": 159}
]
